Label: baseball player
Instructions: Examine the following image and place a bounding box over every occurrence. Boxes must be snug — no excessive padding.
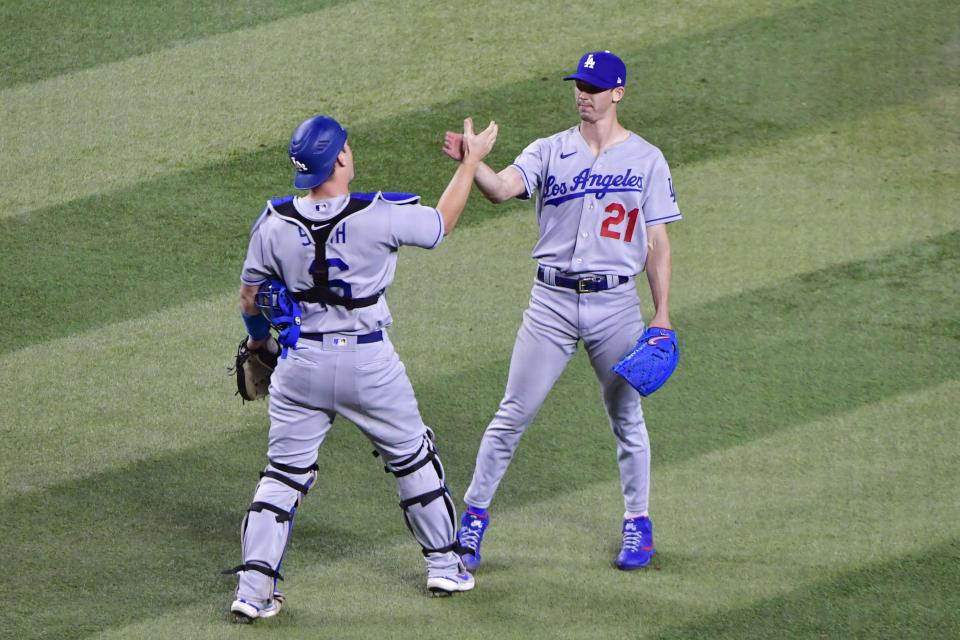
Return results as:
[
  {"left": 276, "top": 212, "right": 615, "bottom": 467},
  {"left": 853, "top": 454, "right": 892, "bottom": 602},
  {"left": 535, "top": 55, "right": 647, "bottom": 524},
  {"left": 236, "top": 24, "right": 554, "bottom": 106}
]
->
[
  {"left": 226, "top": 114, "right": 498, "bottom": 622},
  {"left": 443, "top": 51, "right": 681, "bottom": 570}
]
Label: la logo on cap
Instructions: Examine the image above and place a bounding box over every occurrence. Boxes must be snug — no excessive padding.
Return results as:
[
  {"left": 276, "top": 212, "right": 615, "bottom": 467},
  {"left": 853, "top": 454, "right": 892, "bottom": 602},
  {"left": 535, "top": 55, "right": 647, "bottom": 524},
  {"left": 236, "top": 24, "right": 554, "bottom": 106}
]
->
[{"left": 584, "top": 54, "right": 596, "bottom": 69}]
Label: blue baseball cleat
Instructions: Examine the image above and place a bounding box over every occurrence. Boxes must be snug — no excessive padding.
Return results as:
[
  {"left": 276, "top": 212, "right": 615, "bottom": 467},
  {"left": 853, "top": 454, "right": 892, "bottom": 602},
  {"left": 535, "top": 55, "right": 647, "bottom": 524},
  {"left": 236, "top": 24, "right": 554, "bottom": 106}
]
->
[
  {"left": 457, "top": 510, "right": 489, "bottom": 572},
  {"left": 615, "top": 516, "right": 655, "bottom": 570}
]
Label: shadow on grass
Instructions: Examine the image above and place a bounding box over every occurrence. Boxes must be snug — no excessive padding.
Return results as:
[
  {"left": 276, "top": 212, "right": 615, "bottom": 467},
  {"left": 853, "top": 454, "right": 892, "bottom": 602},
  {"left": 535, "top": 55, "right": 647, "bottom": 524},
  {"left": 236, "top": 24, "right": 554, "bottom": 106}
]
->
[
  {"left": 649, "top": 538, "right": 960, "bottom": 639},
  {"left": 2, "top": 0, "right": 957, "bottom": 352},
  {"left": 3, "top": 230, "right": 958, "bottom": 639}
]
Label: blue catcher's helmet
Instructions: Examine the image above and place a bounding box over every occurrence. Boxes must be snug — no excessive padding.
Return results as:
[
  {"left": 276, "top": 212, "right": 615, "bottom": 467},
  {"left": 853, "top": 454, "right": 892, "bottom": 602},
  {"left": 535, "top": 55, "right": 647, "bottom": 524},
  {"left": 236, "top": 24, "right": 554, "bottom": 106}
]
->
[
  {"left": 256, "top": 279, "right": 302, "bottom": 356},
  {"left": 288, "top": 115, "right": 348, "bottom": 190}
]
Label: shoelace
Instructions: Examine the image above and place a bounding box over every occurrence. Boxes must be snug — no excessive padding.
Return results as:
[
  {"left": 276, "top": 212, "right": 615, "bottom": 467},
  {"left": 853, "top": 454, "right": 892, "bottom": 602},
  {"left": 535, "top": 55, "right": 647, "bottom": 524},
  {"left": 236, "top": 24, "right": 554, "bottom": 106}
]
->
[
  {"left": 459, "top": 520, "right": 484, "bottom": 551},
  {"left": 621, "top": 528, "right": 643, "bottom": 553}
]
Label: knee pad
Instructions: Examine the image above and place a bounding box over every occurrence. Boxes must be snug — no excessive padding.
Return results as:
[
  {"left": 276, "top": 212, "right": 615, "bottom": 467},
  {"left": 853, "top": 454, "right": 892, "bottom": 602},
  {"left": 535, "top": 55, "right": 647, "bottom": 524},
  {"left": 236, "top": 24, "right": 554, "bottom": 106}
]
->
[
  {"left": 382, "top": 433, "right": 458, "bottom": 558},
  {"left": 224, "top": 459, "right": 318, "bottom": 601}
]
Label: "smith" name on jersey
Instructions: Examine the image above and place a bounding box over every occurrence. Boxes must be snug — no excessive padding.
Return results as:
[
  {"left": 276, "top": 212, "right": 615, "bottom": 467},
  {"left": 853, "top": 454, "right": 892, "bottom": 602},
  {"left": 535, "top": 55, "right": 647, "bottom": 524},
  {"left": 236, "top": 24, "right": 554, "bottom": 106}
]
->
[{"left": 542, "top": 168, "right": 643, "bottom": 207}]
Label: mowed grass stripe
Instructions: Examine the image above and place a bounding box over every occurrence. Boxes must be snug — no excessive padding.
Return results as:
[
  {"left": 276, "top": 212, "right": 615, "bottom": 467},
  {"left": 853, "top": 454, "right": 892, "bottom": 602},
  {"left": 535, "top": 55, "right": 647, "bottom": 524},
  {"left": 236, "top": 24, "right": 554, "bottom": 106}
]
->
[
  {"left": 437, "top": 380, "right": 960, "bottom": 640},
  {"left": 91, "top": 541, "right": 960, "bottom": 640},
  {"left": 0, "top": 0, "right": 767, "bottom": 216},
  {"left": 14, "top": 380, "right": 957, "bottom": 640},
  {"left": 2, "top": 228, "right": 956, "bottom": 503},
  {"left": 669, "top": 90, "right": 959, "bottom": 311},
  {"left": 90, "top": 541, "right": 960, "bottom": 640},
  {"left": 0, "top": 297, "right": 260, "bottom": 496},
  {"left": 652, "top": 540, "right": 960, "bottom": 639},
  {"left": 0, "top": 0, "right": 350, "bottom": 89}
]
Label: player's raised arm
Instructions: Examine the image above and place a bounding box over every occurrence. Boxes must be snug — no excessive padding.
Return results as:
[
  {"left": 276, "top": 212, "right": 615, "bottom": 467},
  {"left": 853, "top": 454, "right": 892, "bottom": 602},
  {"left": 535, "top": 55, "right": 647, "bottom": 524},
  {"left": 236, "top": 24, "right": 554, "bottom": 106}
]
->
[
  {"left": 443, "top": 129, "right": 525, "bottom": 204},
  {"left": 435, "top": 117, "right": 498, "bottom": 235},
  {"left": 474, "top": 163, "right": 526, "bottom": 204}
]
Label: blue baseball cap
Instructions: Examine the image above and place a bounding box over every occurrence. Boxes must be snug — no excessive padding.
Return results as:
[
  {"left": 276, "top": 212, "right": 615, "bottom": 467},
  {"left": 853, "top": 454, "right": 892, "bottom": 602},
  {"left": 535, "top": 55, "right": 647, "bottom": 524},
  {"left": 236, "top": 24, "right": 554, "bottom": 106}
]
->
[{"left": 563, "top": 51, "right": 627, "bottom": 89}]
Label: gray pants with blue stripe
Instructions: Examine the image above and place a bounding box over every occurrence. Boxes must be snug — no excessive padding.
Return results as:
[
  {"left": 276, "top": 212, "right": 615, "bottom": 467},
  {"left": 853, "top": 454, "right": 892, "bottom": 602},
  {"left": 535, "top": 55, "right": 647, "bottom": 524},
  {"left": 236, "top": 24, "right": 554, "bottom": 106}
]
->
[
  {"left": 464, "top": 279, "right": 651, "bottom": 514},
  {"left": 235, "top": 333, "right": 460, "bottom": 604}
]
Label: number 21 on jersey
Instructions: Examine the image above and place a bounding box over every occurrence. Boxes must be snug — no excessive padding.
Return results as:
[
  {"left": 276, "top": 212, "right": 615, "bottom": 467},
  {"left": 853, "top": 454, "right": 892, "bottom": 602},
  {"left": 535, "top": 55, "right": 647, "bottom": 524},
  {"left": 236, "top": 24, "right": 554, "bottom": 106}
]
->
[{"left": 600, "top": 202, "right": 640, "bottom": 243}]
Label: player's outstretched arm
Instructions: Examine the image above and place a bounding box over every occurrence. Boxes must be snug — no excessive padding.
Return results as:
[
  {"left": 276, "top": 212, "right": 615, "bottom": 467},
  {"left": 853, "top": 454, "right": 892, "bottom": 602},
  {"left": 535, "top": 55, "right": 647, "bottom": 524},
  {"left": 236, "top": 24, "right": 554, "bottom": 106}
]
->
[
  {"left": 443, "top": 130, "right": 525, "bottom": 204},
  {"left": 436, "top": 117, "right": 498, "bottom": 235},
  {"left": 475, "top": 163, "right": 525, "bottom": 204},
  {"left": 645, "top": 223, "right": 673, "bottom": 330}
]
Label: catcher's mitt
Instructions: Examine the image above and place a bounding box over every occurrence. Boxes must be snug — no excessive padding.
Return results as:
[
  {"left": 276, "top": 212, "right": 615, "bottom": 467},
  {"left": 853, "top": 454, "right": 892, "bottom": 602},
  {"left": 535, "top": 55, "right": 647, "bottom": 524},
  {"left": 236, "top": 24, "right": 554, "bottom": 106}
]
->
[
  {"left": 612, "top": 327, "right": 679, "bottom": 397},
  {"left": 232, "top": 336, "right": 280, "bottom": 401}
]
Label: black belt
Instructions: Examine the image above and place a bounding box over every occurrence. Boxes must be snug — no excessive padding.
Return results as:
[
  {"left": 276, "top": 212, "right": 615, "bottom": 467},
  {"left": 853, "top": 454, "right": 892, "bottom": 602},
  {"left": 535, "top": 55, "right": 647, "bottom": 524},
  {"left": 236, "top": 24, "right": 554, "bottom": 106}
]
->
[
  {"left": 300, "top": 330, "right": 383, "bottom": 344},
  {"left": 537, "top": 266, "right": 629, "bottom": 293}
]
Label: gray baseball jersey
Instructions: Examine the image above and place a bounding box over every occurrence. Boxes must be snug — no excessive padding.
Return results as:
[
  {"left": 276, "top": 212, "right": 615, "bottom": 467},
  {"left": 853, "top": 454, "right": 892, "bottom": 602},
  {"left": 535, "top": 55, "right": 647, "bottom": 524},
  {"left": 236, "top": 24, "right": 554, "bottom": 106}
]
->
[
  {"left": 511, "top": 125, "right": 681, "bottom": 274},
  {"left": 241, "top": 192, "right": 444, "bottom": 334},
  {"left": 464, "top": 126, "right": 681, "bottom": 515}
]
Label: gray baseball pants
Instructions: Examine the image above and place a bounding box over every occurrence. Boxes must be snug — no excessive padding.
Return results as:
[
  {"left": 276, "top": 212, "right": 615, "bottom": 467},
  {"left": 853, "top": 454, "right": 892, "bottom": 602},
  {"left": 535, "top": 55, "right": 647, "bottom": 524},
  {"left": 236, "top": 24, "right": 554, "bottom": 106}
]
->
[
  {"left": 464, "top": 279, "right": 651, "bottom": 513},
  {"left": 235, "top": 333, "right": 460, "bottom": 604}
]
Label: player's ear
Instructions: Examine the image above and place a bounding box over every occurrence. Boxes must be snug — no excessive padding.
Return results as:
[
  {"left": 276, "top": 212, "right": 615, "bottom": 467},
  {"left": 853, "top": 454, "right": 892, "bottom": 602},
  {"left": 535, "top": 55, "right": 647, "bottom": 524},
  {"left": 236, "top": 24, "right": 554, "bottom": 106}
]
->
[{"left": 612, "top": 87, "right": 625, "bottom": 104}]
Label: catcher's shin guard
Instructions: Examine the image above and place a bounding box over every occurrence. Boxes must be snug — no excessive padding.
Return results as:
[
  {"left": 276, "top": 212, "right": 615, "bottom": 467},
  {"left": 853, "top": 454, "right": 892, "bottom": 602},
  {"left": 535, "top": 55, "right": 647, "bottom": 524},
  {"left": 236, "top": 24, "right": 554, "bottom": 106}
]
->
[
  {"left": 225, "top": 460, "right": 317, "bottom": 603},
  {"left": 383, "top": 434, "right": 460, "bottom": 573}
]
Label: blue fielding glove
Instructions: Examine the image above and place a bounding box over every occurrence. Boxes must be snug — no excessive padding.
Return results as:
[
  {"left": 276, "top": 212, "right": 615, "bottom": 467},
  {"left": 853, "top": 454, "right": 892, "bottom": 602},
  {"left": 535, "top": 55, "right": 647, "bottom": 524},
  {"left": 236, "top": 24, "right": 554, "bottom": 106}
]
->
[{"left": 612, "top": 327, "right": 679, "bottom": 397}]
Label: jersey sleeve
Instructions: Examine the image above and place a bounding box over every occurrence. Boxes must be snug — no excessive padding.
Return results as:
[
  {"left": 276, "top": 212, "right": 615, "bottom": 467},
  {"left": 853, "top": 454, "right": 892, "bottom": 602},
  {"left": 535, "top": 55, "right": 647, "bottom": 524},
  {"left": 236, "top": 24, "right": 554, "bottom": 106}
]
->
[
  {"left": 642, "top": 152, "right": 682, "bottom": 226},
  {"left": 240, "top": 206, "right": 272, "bottom": 285},
  {"left": 510, "top": 138, "right": 546, "bottom": 200},
  {"left": 389, "top": 203, "right": 445, "bottom": 249}
]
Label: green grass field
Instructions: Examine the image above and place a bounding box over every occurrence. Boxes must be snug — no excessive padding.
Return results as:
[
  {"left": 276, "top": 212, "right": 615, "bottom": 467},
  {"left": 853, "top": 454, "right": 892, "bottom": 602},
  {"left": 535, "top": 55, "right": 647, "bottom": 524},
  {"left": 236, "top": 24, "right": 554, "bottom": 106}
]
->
[{"left": 2, "top": 1, "right": 958, "bottom": 638}]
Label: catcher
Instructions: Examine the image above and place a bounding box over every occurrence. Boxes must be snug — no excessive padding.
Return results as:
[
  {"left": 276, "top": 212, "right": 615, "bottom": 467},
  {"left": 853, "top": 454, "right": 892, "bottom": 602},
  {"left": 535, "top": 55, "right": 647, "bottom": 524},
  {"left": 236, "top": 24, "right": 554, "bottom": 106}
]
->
[{"left": 225, "top": 114, "right": 497, "bottom": 623}]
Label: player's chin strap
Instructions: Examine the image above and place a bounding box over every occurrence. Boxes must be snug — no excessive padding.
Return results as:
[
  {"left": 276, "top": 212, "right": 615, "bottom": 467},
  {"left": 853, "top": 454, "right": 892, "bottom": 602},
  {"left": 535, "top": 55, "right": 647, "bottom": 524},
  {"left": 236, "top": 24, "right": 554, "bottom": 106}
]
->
[
  {"left": 223, "top": 459, "right": 319, "bottom": 599},
  {"left": 270, "top": 198, "right": 383, "bottom": 310},
  {"left": 380, "top": 431, "right": 461, "bottom": 557}
]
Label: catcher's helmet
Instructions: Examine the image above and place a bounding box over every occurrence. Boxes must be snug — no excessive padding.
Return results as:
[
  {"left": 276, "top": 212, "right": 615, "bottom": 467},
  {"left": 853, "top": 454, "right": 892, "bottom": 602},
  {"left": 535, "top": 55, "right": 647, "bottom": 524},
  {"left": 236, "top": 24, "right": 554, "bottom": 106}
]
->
[
  {"left": 288, "top": 115, "right": 348, "bottom": 190},
  {"left": 256, "top": 279, "right": 302, "bottom": 354}
]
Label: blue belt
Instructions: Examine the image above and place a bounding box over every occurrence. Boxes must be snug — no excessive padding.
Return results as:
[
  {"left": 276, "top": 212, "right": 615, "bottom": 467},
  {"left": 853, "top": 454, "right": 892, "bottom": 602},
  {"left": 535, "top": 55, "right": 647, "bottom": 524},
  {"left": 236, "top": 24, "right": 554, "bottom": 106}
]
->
[
  {"left": 537, "top": 266, "right": 629, "bottom": 294},
  {"left": 300, "top": 330, "right": 383, "bottom": 344}
]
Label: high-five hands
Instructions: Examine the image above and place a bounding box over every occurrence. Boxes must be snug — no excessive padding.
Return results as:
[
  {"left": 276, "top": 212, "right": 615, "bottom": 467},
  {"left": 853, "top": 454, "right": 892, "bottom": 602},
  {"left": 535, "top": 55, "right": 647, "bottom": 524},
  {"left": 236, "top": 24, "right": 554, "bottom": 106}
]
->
[{"left": 445, "top": 118, "right": 497, "bottom": 164}]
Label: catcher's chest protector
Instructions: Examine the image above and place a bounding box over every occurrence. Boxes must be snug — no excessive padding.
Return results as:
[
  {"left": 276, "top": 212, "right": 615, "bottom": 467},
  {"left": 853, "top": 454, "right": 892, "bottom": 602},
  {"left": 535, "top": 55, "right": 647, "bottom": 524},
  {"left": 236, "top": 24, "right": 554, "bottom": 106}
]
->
[{"left": 270, "top": 199, "right": 382, "bottom": 309}]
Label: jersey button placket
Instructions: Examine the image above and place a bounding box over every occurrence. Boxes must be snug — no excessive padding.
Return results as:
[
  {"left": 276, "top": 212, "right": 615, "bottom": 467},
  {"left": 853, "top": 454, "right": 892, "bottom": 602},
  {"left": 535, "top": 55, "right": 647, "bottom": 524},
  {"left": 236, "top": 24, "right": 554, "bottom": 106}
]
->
[{"left": 571, "top": 189, "right": 589, "bottom": 271}]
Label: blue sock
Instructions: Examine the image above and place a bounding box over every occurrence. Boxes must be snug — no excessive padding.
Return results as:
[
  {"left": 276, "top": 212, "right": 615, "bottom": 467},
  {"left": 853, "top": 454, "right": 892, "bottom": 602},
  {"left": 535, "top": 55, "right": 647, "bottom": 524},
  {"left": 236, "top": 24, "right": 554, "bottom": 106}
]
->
[{"left": 466, "top": 505, "right": 488, "bottom": 517}]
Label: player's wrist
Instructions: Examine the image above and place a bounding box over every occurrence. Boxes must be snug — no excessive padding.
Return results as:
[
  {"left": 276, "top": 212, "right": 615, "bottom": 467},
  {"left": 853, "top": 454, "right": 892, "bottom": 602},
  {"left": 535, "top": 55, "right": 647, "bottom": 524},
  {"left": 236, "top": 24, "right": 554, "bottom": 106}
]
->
[
  {"left": 246, "top": 335, "right": 270, "bottom": 351},
  {"left": 242, "top": 310, "right": 270, "bottom": 341},
  {"left": 460, "top": 155, "right": 481, "bottom": 169},
  {"left": 649, "top": 314, "right": 672, "bottom": 331}
]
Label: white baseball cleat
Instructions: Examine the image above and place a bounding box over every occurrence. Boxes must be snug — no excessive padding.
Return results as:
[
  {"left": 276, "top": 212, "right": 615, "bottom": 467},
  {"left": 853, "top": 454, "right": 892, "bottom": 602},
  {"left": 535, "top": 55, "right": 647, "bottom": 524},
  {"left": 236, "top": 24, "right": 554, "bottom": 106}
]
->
[
  {"left": 230, "top": 592, "right": 285, "bottom": 623},
  {"left": 427, "top": 572, "right": 475, "bottom": 596}
]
